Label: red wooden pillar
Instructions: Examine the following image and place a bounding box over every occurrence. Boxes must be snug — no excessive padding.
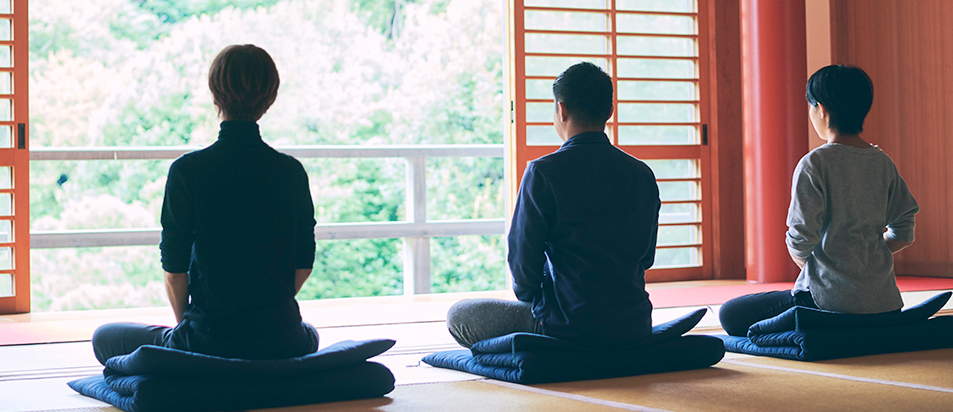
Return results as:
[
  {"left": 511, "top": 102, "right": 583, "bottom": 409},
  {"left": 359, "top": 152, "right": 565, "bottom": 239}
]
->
[{"left": 741, "top": 0, "right": 808, "bottom": 283}]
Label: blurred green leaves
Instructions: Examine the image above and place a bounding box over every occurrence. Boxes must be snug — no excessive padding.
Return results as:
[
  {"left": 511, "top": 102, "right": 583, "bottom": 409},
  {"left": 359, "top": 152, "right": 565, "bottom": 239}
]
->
[{"left": 29, "top": 0, "right": 506, "bottom": 311}]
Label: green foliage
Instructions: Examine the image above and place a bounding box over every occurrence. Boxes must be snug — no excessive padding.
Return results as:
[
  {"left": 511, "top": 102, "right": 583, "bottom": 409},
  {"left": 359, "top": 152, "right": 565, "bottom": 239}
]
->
[
  {"left": 353, "top": 110, "right": 394, "bottom": 143},
  {"left": 29, "top": 0, "right": 506, "bottom": 311},
  {"left": 102, "top": 93, "right": 198, "bottom": 146},
  {"left": 137, "top": 0, "right": 284, "bottom": 24},
  {"left": 32, "top": 246, "right": 166, "bottom": 311},
  {"left": 298, "top": 238, "right": 403, "bottom": 299},
  {"left": 29, "top": 163, "right": 67, "bottom": 222},
  {"left": 431, "top": 235, "right": 505, "bottom": 293},
  {"left": 350, "top": 0, "right": 409, "bottom": 36},
  {"left": 29, "top": 20, "right": 77, "bottom": 59},
  {"left": 108, "top": 6, "right": 166, "bottom": 49}
]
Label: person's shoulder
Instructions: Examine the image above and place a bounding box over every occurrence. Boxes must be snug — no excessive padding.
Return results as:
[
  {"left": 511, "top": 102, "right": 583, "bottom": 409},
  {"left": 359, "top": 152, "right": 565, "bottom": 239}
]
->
[
  {"left": 869, "top": 145, "right": 898, "bottom": 163},
  {"left": 803, "top": 143, "right": 838, "bottom": 161},
  {"left": 531, "top": 149, "right": 565, "bottom": 166},
  {"left": 526, "top": 151, "right": 565, "bottom": 176},
  {"left": 247, "top": 138, "right": 302, "bottom": 167},
  {"left": 177, "top": 139, "right": 227, "bottom": 160},
  {"left": 804, "top": 143, "right": 893, "bottom": 167},
  {"left": 169, "top": 147, "right": 207, "bottom": 172},
  {"left": 276, "top": 151, "right": 306, "bottom": 170},
  {"left": 527, "top": 149, "right": 588, "bottom": 177},
  {"left": 617, "top": 149, "right": 656, "bottom": 175},
  {"left": 530, "top": 144, "right": 654, "bottom": 175},
  {"left": 797, "top": 144, "right": 842, "bottom": 172},
  {"left": 266, "top": 148, "right": 309, "bottom": 178}
]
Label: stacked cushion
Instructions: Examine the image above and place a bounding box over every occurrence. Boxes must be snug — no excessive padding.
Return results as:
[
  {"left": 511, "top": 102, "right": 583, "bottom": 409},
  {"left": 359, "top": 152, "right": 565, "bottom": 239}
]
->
[
  {"left": 423, "top": 309, "right": 725, "bottom": 384},
  {"left": 718, "top": 292, "right": 953, "bottom": 361},
  {"left": 68, "top": 339, "right": 396, "bottom": 412}
]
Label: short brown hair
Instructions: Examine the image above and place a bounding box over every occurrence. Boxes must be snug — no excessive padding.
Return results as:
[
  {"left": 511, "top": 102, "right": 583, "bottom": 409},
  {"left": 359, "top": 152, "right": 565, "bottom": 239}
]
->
[{"left": 208, "top": 44, "right": 280, "bottom": 121}]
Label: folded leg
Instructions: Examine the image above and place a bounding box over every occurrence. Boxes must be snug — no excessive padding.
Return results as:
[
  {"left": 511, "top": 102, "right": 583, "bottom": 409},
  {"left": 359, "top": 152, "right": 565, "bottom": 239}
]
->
[
  {"left": 446, "top": 298, "right": 541, "bottom": 348},
  {"left": 719, "top": 291, "right": 816, "bottom": 336},
  {"left": 92, "top": 322, "right": 173, "bottom": 365}
]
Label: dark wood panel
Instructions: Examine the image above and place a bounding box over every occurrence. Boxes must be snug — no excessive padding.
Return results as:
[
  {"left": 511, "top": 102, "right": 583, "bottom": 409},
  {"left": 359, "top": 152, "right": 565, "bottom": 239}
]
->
[{"left": 831, "top": 0, "right": 953, "bottom": 277}]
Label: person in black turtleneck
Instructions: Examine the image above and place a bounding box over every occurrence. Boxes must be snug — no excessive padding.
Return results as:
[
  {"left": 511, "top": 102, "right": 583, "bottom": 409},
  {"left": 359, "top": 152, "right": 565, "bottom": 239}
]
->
[
  {"left": 446, "top": 62, "right": 661, "bottom": 348},
  {"left": 91, "top": 44, "right": 319, "bottom": 364}
]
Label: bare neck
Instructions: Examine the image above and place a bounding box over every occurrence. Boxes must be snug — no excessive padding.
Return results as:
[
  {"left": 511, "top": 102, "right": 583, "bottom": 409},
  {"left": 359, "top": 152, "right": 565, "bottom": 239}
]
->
[
  {"left": 561, "top": 124, "right": 606, "bottom": 142},
  {"left": 828, "top": 133, "right": 872, "bottom": 148}
]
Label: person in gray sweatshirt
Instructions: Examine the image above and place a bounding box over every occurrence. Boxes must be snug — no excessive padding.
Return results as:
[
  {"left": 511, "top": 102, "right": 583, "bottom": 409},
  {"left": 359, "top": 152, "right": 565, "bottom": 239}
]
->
[{"left": 720, "top": 65, "right": 919, "bottom": 336}]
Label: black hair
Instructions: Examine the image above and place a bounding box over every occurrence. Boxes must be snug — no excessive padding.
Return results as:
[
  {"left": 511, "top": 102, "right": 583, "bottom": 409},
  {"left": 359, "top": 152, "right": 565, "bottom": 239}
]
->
[
  {"left": 805, "top": 65, "right": 873, "bottom": 135},
  {"left": 552, "top": 62, "right": 613, "bottom": 128}
]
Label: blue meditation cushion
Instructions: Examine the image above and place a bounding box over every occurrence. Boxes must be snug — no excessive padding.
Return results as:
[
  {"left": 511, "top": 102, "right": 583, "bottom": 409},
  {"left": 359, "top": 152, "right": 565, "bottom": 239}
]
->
[
  {"left": 423, "top": 308, "right": 725, "bottom": 384},
  {"left": 106, "top": 338, "right": 394, "bottom": 379},
  {"left": 68, "top": 339, "right": 396, "bottom": 412},
  {"left": 469, "top": 306, "right": 709, "bottom": 355},
  {"left": 720, "top": 292, "right": 953, "bottom": 361},
  {"left": 70, "top": 361, "right": 394, "bottom": 412}
]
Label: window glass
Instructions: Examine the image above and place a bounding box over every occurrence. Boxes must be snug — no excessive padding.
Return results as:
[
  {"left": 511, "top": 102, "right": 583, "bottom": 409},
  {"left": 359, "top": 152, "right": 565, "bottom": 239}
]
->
[
  {"left": 658, "top": 224, "right": 701, "bottom": 246},
  {"left": 0, "top": 166, "right": 10, "bottom": 189},
  {"left": 658, "top": 181, "right": 700, "bottom": 201},
  {"left": 515, "top": 0, "right": 705, "bottom": 276},
  {"left": 617, "top": 0, "right": 695, "bottom": 12},
  {"left": 643, "top": 159, "right": 698, "bottom": 179},
  {"left": 616, "top": 14, "right": 695, "bottom": 34},
  {"left": 0, "top": 219, "right": 10, "bottom": 242},
  {"left": 526, "top": 102, "right": 555, "bottom": 123},
  {"left": 526, "top": 79, "right": 554, "bottom": 100},
  {"left": 525, "top": 10, "right": 608, "bottom": 32},
  {"left": 617, "top": 36, "right": 696, "bottom": 57},
  {"left": 526, "top": 56, "right": 609, "bottom": 76},
  {"left": 618, "top": 58, "right": 696, "bottom": 79},
  {"left": 0, "top": 273, "right": 11, "bottom": 297},
  {"left": 0, "top": 46, "right": 9, "bottom": 67},
  {"left": 525, "top": 0, "right": 608, "bottom": 9},
  {"left": 619, "top": 125, "right": 698, "bottom": 145},
  {"left": 618, "top": 80, "right": 697, "bottom": 101},
  {"left": 659, "top": 202, "right": 700, "bottom": 224},
  {"left": 29, "top": 0, "right": 508, "bottom": 309},
  {"left": 0, "top": 193, "right": 10, "bottom": 215},
  {"left": 654, "top": 247, "right": 700, "bottom": 268},
  {"left": 617, "top": 103, "right": 698, "bottom": 123},
  {"left": 0, "top": 19, "right": 10, "bottom": 41},
  {"left": 525, "top": 33, "right": 609, "bottom": 54},
  {"left": 0, "top": 98, "right": 10, "bottom": 121},
  {"left": 526, "top": 125, "right": 561, "bottom": 146},
  {"left": 0, "top": 125, "right": 10, "bottom": 148},
  {"left": 0, "top": 246, "right": 11, "bottom": 270}
]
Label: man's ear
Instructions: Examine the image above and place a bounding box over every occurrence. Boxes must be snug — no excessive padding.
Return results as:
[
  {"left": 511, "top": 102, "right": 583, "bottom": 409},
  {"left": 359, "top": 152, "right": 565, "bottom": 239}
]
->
[
  {"left": 816, "top": 103, "right": 829, "bottom": 120},
  {"left": 556, "top": 101, "right": 571, "bottom": 123},
  {"left": 816, "top": 103, "right": 833, "bottom": 129}
]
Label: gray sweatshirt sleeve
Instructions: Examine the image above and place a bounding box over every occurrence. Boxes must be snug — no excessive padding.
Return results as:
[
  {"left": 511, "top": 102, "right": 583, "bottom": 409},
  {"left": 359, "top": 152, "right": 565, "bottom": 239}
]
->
[
  {"left": 786, "top": 158, "right": 825, "bottom": 259},
  {"left": 884, "top": 168, "right": 918, "bottom": 243}
]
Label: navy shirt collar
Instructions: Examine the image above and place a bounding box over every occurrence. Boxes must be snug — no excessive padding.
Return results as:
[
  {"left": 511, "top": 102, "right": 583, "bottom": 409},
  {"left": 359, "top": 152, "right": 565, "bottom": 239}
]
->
[
  {"left": 218, "top": 120, "right": 261, "bottom": 141},
  {"left": 560, "top": 131, "right": 610, "bottom": 149}
]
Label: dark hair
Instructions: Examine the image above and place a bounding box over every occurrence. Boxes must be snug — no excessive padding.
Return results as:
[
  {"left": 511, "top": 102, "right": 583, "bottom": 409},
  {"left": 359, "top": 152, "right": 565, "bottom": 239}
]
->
[
  {"left": 552, "top": 62, "right": 613, "bottom": 128},
  {"left": 208, "top": 44, "right": 280, "bottom": 121},
  {"left": 805, "top": 65, "right": 873, "bottom": 135}
]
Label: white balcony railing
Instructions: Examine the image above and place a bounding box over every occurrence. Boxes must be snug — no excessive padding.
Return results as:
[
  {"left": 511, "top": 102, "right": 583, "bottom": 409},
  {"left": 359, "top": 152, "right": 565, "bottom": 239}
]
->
[{"left": 30, "top": 145, "right": 506, "bottom": 295}]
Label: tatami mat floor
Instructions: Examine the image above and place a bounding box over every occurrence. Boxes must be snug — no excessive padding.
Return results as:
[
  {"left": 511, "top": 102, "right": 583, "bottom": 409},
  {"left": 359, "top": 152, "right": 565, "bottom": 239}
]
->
[{"left": 2, "top": 289, "right": 952, "bottom": 412}]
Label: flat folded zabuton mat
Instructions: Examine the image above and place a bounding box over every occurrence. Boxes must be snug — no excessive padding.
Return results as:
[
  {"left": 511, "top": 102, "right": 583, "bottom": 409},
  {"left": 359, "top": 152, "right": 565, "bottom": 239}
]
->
[
  {"left": 423, "top": 309, "right": 725, "bottom": 384},
  {"left": 68, "top": 339, "right": 396, "bottom": 412},
  {"left": 718, "top": 292, "right": 953, "bottom": 361}
]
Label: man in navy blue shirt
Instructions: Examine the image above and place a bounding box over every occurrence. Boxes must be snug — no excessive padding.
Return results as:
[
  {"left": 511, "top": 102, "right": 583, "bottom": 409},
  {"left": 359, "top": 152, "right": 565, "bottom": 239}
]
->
[
  {"left": 91, "top": 45, "right": 319, "bottom": 363},
  {"left": 447, "top": 62, "right": 660, "bottom": 348}
]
